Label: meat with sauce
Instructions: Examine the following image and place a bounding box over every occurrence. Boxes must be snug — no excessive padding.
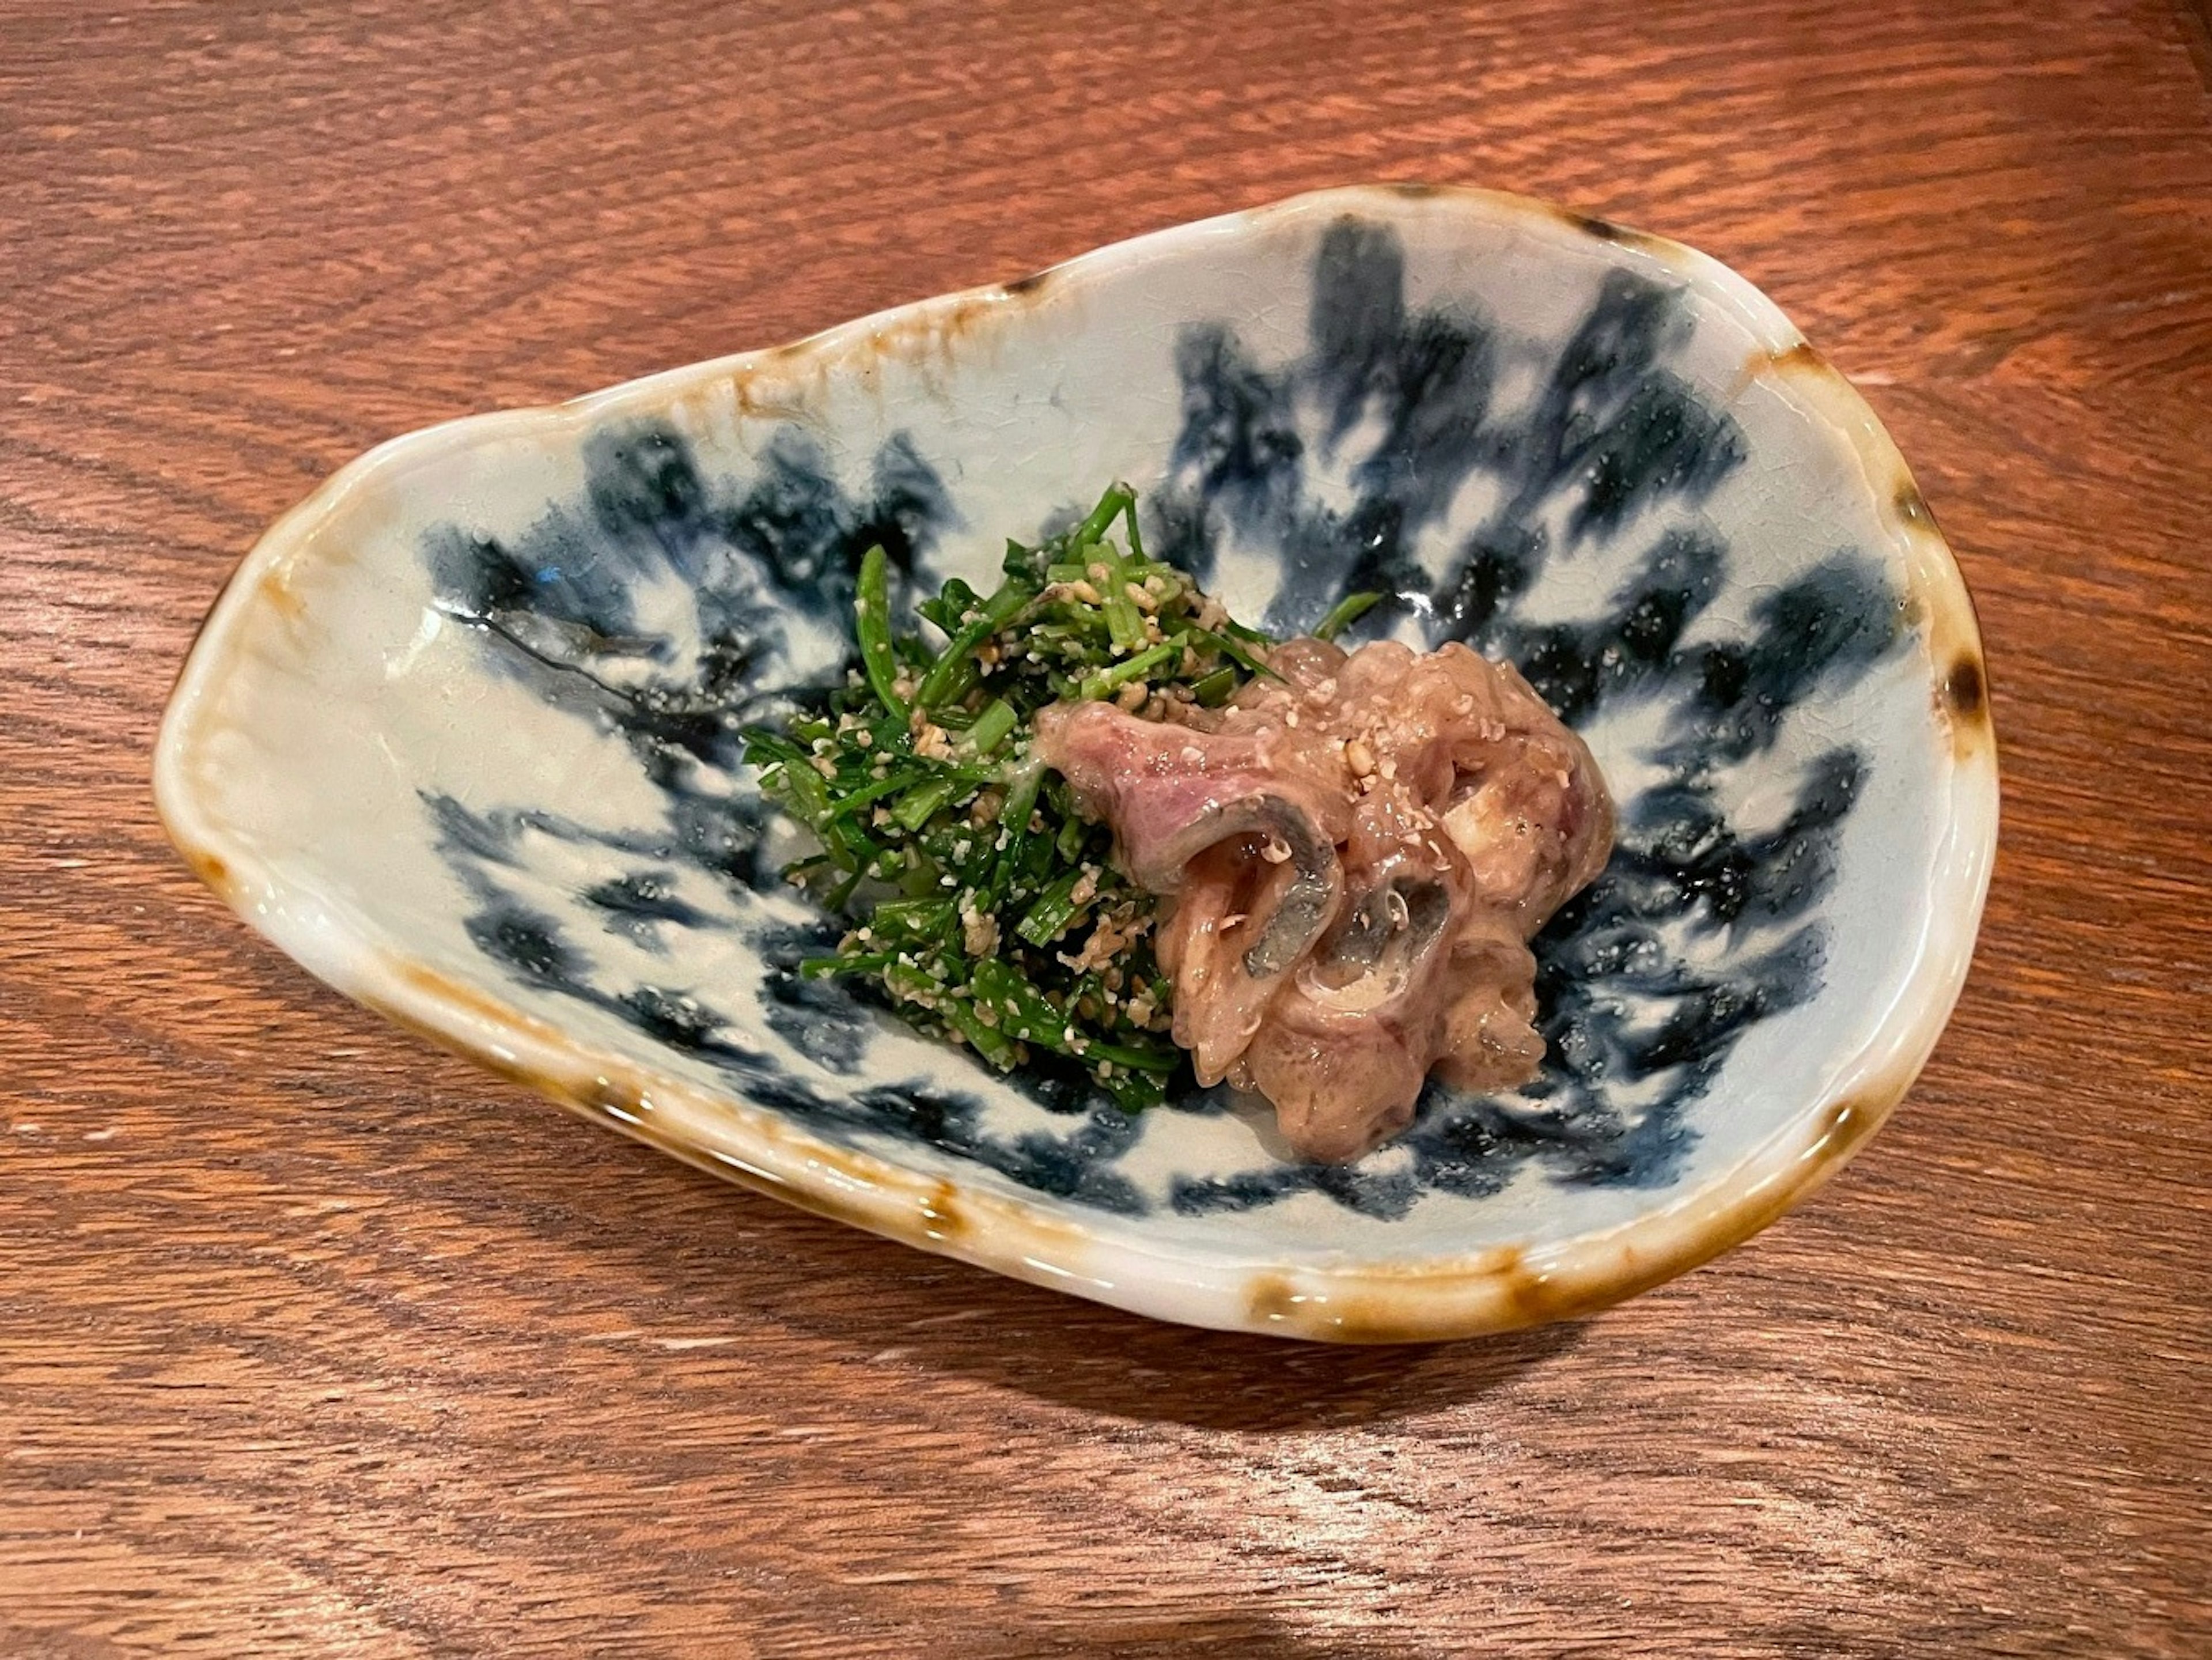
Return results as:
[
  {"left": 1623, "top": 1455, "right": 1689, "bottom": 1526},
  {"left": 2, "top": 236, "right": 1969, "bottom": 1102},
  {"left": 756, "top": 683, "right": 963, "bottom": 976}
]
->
[{"left": 1034, "top": 636, "right": 1613, "bottom": 1162}]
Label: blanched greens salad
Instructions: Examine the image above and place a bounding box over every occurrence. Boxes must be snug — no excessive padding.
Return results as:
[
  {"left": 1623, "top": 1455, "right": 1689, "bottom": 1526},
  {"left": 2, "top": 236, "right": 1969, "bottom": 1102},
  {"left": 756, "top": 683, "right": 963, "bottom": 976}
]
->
[{"left": 743, "top": 483, "right": 1375, "bottom": 1111}]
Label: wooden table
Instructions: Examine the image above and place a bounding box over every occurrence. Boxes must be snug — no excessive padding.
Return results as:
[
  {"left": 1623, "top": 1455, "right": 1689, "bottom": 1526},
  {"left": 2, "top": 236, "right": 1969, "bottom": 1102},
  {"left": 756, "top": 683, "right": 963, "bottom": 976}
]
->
[{"left": 5, "top": 2, "right": 2209, "bottom": 1653}]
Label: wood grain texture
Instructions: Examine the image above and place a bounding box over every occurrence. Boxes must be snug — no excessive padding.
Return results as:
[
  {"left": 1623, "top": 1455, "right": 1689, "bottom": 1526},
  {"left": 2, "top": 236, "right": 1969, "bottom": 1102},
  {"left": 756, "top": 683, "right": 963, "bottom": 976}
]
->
[{"left": 3, "top": 0, "right": 2209, "bottom": 1654}]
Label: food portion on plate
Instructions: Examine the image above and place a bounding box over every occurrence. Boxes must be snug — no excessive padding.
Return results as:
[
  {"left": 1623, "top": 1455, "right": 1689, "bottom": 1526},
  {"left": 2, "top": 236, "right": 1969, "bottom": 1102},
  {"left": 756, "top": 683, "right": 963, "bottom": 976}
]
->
[{"left": 747, "top": 484, "right": 1613, "bottom": 1163}]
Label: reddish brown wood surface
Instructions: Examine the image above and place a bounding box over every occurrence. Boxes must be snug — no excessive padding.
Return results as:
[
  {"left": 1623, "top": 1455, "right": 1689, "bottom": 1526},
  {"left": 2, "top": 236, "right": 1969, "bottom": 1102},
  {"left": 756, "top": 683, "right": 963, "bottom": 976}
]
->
[{"left": 4, "top": 2, "right": 2209, "bottom": 1654}]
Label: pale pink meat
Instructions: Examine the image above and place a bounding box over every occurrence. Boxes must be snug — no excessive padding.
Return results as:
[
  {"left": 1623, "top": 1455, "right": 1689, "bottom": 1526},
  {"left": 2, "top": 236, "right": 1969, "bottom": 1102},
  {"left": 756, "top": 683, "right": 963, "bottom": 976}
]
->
[{"left": 1033, "top": 636, "right": 1613, "bottom": 1163}]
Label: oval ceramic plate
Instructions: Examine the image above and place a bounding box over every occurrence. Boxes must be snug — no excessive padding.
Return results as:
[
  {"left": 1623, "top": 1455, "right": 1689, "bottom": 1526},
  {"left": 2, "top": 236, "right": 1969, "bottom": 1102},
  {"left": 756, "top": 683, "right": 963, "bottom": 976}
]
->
[{"left": 156, "top": 186, "right": 1996, "bottom": 1341}]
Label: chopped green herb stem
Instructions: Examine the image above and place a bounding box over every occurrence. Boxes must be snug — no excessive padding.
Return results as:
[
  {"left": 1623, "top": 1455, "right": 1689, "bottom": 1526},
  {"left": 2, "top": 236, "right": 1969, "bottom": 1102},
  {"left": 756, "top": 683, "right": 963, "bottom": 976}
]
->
[
  {"left": 1069, "top": 482, "right": 1134, "bottom": 549},
  {"left": 1103, "top": 588, "right": 1148, "bottom": 655},
  {"left": 1180, "top": 626, "right": 1279, "bottom": 682},
  {"left": 1188, "top": 666, "right": 1240, "bottom": 708},
  {"left": 1312, "top": 590, "right": 1384, "bottom": 642},
  {"left": 1119, "top": 496, "right": 1146, "bottom": 561},
  {"left": 1078, "top": 639, "right": 1179, "bottom": 701},
  {"left": 892, "top": 776, "right": 961, "bottom": 834},
  {"left": 916, "top": 578, "right": 1035, "bottom": 709},
  {"left": 855, "top": 544, "right": 908, "bottom": 721},
  {"left": 1016, "top": 867, "right": 1094, "bottom": 947},
  {"left": 961, "top": 697, "right": 1018, "bottom": 757}
]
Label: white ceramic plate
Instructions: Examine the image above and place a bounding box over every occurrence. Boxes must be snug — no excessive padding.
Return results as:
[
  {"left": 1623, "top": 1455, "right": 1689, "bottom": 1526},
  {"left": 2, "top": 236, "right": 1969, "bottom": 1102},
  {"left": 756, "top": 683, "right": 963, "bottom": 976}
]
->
[{"left": 157, "top": 186, "right": 1996, "bottom": 1341}]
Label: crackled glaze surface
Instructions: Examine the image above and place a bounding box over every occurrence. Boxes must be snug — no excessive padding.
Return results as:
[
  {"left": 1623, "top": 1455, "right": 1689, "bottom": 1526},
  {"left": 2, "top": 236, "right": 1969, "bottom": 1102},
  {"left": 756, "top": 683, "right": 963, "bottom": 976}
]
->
[{"left": 156, "top": 187, "right": 1994, "bottom": 1338}]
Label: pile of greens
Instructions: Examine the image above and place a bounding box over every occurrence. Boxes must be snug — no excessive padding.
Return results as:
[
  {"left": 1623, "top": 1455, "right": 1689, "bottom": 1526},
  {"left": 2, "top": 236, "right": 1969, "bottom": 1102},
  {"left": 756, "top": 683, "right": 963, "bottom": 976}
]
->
[{"left": 743, "top": 483, "right": 1376, "bottom": 1111}]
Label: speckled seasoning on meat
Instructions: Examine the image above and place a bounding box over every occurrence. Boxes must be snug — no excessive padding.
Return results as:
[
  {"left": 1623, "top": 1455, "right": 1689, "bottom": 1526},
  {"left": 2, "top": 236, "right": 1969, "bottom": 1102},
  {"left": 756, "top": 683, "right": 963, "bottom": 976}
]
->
[{"left": 1039, "top": 635, "right": 1613, "bottom": 1161}]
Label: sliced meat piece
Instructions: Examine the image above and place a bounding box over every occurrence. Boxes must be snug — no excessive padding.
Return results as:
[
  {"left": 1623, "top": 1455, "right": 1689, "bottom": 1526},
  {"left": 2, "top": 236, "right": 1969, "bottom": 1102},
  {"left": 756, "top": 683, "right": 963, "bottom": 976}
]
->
[
  {"left": 1238, "top": 1014, "right": 1431, "bottom": 1164},
  {"left": 1036, "top": 700, "right": 1349, "bottom": 1080},
  {"left": 1431, "top": 931, "right": 1546, "bottom": 1094},
  {"left": 1037, "top": 633, "right": 1613, "bottom": 1162},
  {"left": 1157, "top": 839, "right": 1330, "bottom": 1082},
  {"left": 1237, "top": 862, "right": 1464, "bottom": 1160}
]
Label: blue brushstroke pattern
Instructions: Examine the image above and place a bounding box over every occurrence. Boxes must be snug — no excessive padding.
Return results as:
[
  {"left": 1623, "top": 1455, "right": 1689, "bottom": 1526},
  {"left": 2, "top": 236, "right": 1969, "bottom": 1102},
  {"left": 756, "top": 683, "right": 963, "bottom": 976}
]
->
[{"left": 418, "top": 215, "right": 1905, "bottom": 1221}]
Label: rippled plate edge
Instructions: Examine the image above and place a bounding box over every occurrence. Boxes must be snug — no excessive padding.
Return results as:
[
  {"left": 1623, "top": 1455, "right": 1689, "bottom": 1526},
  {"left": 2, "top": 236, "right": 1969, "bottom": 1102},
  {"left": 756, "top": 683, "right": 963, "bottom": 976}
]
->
[{"left": 151, "top": 183, "right": 2000, "bottom": 1342}]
